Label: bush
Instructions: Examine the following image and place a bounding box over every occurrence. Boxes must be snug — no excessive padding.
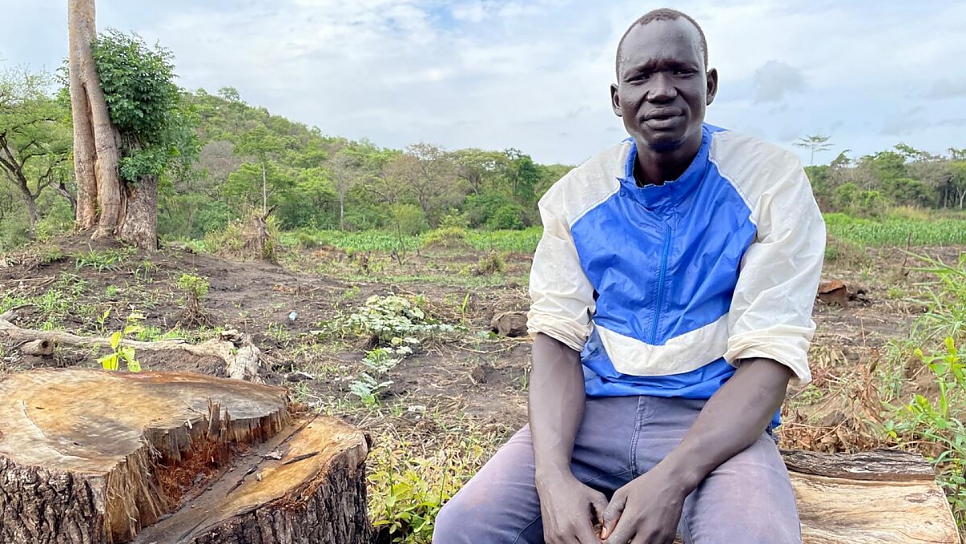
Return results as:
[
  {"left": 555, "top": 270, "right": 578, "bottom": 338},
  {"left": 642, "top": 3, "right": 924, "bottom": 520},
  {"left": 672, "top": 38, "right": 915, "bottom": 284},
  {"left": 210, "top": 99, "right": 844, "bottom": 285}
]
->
[
  {"left": 473, "top": 251, "right": 506, "bottom": 275},
  {"left": 485, "top": 204, "right": 525, "bottom": 230},
  {"left": 421, "top": 227, "right": 470, "bottom": 249}
]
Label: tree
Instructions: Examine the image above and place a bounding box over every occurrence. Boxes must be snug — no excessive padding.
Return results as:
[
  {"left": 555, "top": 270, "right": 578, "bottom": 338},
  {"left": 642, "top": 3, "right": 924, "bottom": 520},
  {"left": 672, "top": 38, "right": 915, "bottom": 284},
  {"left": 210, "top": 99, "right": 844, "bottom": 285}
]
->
[
  {"left": 69, "top": 2, "right": 193, "bottom": 250},
  {"left": 234, "top": 125, "right": 289, "bottom": 215},
  {"left": 68, "top": 0, "right": 121, "bottom": 240},
  {"left": 0, "top": 68, "right": 71, "bottom": 232},
  {"left": 327, "top": 148, "right": 362, "bottom": 230},
  {"left": 793, "top": 134, "right": 834, "bottom": 166}
]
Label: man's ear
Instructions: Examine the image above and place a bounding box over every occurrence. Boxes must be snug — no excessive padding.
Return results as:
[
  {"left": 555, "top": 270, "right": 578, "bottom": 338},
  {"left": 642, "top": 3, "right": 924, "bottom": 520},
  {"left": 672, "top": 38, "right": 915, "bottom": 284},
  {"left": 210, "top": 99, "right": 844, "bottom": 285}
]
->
[
  {"left": 610, "top": 83, "right": 622, "bottom": 117},
  {"left": 706, "top": 68, "right": 719, "bottom": 106}
]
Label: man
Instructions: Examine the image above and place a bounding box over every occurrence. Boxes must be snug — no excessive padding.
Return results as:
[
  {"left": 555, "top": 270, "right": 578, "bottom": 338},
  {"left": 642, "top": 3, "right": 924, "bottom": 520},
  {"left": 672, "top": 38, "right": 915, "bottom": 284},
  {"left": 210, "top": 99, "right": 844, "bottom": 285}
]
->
[{"left": 433, "top": 8, "right": 824, "bottom": 544}]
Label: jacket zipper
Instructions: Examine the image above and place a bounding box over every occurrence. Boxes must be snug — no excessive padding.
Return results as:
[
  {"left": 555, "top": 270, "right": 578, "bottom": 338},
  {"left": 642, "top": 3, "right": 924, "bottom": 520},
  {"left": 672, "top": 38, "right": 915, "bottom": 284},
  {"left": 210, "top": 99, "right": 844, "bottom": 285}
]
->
[{"left": 651, "top": 224, "right": 672, "bottom": 344}]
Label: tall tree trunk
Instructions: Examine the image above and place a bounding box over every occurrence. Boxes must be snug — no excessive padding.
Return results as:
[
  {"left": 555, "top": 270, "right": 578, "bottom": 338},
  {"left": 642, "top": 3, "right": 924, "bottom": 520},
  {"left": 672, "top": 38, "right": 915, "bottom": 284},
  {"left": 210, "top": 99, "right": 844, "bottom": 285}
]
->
[
  {"left": 68, "top": 0, "right": 121, "bottom": 238},
  {"left": 339, "top": 192, "right": 345, "bottom": 231},
  {"left": 261, "top": 162, "right": 267, "bottom": 215}
]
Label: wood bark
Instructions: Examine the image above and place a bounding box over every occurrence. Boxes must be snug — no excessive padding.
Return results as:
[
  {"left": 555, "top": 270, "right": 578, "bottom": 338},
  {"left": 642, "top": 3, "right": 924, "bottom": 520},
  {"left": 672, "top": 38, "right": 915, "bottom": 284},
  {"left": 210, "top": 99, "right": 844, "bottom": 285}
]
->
[
  {"left": 0, "top": 369, "right": 371, "bottom": 544},
  {"left": 117, "top": 173, "right": 158, "bottom": 251}
]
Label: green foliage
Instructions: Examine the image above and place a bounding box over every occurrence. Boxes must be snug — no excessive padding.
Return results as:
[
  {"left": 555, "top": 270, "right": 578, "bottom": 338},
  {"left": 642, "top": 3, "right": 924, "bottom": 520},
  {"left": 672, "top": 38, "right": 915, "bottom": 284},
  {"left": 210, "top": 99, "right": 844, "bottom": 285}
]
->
[
  {"left": 335, "top": 294, "right": 455, "bottom": 345},
  {"left": 485, "top": 204, "right": 526, "bottom": 230},
  {"left": 74, "top": 245, "right": 136, "bottom": 271},
  {"left": 91, "top": 30, "right": 198, "bottom": 184},
  {"left": 177, "top": 273, "right": 209, "bottom": 316},
  {"left": 349, "top": 343, "right": 416, "bottom": 407},
  {"left": 420, "top": 227, "right": 469, "bottom": 249},
  {"left": 98, "top": 311, "right": 145, "bottom": 372},
  {"left": 473, "top": 251, "right": 507, "bottom": 275},
  {"left": 886, "top": 338, "right": 966, "bottom": 527},
  {"left": 882, "top": 255, "right": 966, "bottom": 528},
  {"left": 0, "top": 65, "right": 71, "bottom": 239},
  {"left": 824, "top": 213, "right": 966, "bottom": 246},
  {"left": 369, "top": 438, "right": 489, "bottom": 543}
]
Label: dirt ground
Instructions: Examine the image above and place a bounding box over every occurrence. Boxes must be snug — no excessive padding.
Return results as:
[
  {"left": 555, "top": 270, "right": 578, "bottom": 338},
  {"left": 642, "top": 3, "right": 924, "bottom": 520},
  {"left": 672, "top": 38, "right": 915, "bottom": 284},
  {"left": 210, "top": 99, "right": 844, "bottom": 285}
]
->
[{"left": 1, "top": 233, "right": 964, "bottom": 538}]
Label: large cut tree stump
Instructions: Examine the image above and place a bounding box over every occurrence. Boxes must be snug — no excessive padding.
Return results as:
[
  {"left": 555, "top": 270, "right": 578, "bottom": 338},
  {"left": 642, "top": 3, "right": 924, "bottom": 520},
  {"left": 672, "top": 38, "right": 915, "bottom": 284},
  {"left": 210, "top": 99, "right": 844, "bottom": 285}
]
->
[
  {"left": 668, "top": 448, "right": 959, "bottom": 543},
  {"left": 785, "top": 449, "right": 960, "bottom": 543},
  {"left": 0, "top": 369, "right": 371, "bottom": 544}
]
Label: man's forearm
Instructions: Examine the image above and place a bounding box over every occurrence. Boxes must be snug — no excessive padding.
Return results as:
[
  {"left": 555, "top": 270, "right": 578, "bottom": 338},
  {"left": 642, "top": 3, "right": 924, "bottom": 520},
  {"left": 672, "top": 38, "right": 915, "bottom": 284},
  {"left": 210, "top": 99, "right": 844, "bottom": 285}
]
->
[
  {"left": 528, "top": 333, "right": 586, "bottom": 478},
  {"left": 656, "top": 357, "right": 792, "bottom": 494}
]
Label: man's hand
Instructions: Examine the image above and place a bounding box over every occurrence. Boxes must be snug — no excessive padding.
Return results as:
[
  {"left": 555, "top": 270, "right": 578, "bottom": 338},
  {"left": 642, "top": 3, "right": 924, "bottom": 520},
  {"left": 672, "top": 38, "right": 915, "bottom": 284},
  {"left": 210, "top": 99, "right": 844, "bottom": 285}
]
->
[
  {"left": 536, "top": 471, "right": 609, "bottom": 544},
  {"left": 599, "top": 465, "right": 687, "bottom": 544}
]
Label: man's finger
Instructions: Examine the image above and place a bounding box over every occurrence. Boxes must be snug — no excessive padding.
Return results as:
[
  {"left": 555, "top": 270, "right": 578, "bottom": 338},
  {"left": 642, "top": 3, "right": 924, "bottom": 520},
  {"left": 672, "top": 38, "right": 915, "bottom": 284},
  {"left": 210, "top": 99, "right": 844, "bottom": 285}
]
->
[
  {"left": 603, "top": 518, "right": 635, "bottom": 544},
  {"left": 599, "top": 494, "right": 626, "bottom": 541}
]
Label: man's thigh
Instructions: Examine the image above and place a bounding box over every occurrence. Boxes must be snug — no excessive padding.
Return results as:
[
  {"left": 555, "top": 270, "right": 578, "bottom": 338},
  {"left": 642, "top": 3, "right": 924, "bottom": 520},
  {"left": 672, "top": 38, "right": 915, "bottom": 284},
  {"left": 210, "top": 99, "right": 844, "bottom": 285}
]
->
[
  {"left": 677, "top": 432, "right": 802, "bottom": 544},
  {"left": 432, "top": 397, "right": 641, "bottom": 544}
]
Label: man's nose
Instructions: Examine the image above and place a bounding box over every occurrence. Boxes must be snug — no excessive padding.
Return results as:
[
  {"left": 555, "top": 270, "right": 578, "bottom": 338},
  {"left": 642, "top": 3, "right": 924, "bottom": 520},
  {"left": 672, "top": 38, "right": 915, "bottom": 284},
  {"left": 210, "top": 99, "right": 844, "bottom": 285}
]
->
[{"left": 647, "top": 73, "right": 677, "bottom": 102}]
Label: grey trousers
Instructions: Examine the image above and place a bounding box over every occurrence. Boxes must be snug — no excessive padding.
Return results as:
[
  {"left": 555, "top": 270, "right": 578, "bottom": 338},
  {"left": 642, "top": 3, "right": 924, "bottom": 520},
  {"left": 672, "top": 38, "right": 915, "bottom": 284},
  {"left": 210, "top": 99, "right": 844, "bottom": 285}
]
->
[{"left": 433, "top": 395, "right": 801, "bottom": 544}]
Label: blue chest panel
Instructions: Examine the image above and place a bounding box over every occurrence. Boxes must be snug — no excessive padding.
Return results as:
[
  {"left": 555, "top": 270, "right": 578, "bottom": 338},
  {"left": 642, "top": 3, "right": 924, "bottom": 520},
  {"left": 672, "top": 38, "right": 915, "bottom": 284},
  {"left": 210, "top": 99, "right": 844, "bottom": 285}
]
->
[{"left": 570, "top": 151, "right": 757, "bottom": 346}]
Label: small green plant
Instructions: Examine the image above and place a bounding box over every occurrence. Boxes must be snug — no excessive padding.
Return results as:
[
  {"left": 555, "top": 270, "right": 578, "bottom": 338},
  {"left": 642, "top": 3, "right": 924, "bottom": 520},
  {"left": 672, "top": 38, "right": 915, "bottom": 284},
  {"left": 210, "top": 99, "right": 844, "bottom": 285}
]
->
[
  {"left": 886, "top": 338, "right": 966, "bottom": 527},
  {"left": 133, "top": 259, "right": 158, "bottom": 282},
  {"left": 473, "top": 251, "right": 506, "bottom": 275},
  {"left": 105, "top": 284, "right": 120, "bottom": 297},
  {"left": 333, "top": 294, "right": 455, "bottom": 345},
  {"left": 99, "top": 311, "right": 145, "bottom": 372},
  {"left": 349, "top": 342, "right": 416, "bottom": 407},
  {"left": 369, "top": 438, "right": 488, "bottom": 543},
  {"left": 40, "top": 245, "right": 64, "bottom": 264},
  {"left": 177, "top": 273, "right": 210, "bottom": 323},
  {"left": 74, "top": 245, "right": 134, "bottom": 271}
]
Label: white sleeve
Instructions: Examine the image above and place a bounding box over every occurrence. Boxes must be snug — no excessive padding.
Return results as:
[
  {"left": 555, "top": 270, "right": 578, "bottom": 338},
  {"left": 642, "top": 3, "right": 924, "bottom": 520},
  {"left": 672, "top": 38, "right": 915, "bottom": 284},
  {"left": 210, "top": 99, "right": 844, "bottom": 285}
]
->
[
  {"left": 526, "top": 201, "right": 596, "bottom": 353},
  {"left": 723, "top": 158, "right": 825, "bottom": 386}
]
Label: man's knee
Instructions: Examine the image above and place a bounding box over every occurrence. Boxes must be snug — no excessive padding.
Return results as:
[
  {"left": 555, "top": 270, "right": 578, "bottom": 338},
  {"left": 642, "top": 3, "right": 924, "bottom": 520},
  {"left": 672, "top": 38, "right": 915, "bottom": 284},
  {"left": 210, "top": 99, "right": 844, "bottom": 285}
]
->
[{"left": 432, "top": 496, "right": 466, "bottom": 543}]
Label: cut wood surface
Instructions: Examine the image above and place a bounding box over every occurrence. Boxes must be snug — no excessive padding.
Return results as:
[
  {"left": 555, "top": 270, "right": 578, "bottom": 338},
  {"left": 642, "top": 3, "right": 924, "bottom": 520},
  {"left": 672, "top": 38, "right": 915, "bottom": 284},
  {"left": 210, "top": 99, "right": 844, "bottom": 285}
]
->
[{"left": 0, "top": 369, "right": 371, "bottom": 544}]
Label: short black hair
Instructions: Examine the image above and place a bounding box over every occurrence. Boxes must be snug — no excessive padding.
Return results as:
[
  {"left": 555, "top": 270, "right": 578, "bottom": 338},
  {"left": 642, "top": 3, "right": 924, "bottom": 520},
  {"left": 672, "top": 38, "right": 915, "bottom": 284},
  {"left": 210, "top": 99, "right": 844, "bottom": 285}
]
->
[{"left": 615, "top": 8, "right": 709, "bottom": 78}]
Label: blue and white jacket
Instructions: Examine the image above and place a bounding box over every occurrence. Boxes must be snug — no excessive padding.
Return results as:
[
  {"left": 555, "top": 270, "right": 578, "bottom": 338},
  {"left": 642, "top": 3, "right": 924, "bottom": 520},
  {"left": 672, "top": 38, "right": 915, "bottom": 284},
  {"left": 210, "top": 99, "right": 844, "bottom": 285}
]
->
[{"left": 527, "top": 124, "right": 825, "bottom": 399}]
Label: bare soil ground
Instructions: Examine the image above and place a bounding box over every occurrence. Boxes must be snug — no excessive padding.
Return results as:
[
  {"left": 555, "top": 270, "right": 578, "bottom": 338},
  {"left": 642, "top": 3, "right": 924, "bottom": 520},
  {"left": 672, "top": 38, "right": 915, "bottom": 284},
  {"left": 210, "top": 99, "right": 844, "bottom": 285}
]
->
[{"left": 2, "top": 234, "right": 964, "bottom": 539}]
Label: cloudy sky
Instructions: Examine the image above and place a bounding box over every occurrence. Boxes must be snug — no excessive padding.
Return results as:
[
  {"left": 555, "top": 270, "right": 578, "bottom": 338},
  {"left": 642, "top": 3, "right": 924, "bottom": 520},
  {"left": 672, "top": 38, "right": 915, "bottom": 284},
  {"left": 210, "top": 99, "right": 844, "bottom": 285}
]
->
[{"left": 3, "top": 0, "right": 966, "bottom": 166}]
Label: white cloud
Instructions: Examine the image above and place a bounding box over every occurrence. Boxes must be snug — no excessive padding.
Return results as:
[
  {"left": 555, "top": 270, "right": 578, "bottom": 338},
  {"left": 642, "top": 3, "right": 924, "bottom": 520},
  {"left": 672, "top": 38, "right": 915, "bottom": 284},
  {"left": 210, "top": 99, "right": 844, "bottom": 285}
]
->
[{"left": 752, "top": 61, "right": 807, "bottom": 103}]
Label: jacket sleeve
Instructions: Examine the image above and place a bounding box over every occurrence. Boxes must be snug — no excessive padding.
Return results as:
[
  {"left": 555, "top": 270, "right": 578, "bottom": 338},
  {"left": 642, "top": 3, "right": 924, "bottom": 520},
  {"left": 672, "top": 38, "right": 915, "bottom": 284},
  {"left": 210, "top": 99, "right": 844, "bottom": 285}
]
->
[
  {"left": 723, "top": 158, "right": 825, "bottom": 386},
  {"left": 526, "top": 199, "right": 596, "bottom": 353}
]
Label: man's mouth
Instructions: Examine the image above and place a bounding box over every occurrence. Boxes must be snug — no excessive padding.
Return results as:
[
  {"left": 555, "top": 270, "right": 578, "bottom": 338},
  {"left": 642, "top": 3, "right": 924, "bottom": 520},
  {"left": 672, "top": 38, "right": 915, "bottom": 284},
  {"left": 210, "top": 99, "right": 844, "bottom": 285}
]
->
[{"left": 644, "top": 108, "right": 683, "bottom": 121}]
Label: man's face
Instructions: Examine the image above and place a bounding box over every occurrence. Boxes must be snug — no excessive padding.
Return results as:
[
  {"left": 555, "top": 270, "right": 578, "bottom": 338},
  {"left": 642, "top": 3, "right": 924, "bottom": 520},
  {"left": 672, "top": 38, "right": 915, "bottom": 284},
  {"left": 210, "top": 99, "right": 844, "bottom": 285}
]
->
[{"left": 611, "top": 18, "right": 717, "bottom": 154}]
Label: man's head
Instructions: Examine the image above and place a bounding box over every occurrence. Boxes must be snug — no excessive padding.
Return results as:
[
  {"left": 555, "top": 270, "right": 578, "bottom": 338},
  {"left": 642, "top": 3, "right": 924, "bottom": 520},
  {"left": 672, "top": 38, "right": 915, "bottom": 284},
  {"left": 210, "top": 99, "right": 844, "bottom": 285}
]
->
[{"left": 610, "top": 8, "right": 717, "bottom": 156}]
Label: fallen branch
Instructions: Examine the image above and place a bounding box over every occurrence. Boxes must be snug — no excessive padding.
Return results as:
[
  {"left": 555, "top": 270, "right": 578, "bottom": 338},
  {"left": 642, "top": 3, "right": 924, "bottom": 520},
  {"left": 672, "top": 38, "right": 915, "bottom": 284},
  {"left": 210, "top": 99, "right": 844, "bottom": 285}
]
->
[{"left": 0, "top": 307, "right": 263, "bottom": 381}]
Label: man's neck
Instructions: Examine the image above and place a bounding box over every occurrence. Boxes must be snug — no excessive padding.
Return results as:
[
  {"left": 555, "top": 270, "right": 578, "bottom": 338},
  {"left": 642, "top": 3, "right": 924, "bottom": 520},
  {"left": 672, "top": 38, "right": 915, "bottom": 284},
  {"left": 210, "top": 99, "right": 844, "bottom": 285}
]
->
[{"left": 634, "top": 134, "right": 703, "bottom": 187}]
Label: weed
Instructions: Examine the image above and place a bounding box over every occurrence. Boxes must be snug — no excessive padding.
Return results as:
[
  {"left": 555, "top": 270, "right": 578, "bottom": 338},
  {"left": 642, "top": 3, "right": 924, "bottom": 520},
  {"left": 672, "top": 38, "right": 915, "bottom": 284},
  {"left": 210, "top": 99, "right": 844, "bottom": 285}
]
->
[
  {"left": 177, "top": 273, "right": 210, "bottom": 325},
  {"left": 99, "top": 311, "right": 145, "bottom": 372},
  {"left": 74, "top": 245, "right": 134, "bottom": 271},
  {"left": 473, "top": 251, "right": 506, "bottom": 275},
  {"left": 105, "top": 285, "right": 120, "bottom": 298},
  {"left": 886, "top": 338, "right": 966, "bottom": 528},
  {"left": 368, "top": 435, "right": 491, "bottom": 543}
]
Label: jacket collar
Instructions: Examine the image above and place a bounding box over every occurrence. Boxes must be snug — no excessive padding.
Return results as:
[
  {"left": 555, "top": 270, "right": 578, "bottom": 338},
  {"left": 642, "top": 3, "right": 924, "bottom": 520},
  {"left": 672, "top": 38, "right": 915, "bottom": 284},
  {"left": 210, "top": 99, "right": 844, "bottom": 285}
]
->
[{"left": 618, "top": 125, "right": 713, "bottom": 210}]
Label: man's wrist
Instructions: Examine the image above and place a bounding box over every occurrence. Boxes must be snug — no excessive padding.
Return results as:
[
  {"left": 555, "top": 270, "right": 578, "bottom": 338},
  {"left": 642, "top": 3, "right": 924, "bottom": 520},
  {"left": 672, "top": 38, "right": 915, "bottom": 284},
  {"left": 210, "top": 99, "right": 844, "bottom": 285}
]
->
[{"left": 654, "top": 451, "right": 705, "bottom": 496}]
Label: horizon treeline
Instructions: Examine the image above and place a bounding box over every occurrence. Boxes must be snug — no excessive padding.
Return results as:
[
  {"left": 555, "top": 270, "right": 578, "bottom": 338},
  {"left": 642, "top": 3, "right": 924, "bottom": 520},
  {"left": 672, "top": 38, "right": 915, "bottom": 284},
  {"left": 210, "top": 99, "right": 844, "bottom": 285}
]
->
[{"left": 2, "top": 63, "right": 966, "bottom": 250}]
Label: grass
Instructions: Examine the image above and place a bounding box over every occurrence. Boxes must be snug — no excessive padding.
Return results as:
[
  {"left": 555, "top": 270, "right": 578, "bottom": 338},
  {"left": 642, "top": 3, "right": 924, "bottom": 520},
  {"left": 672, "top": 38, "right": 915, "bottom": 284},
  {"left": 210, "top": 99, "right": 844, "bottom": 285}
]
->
[
  {"left": 825, "top": 212, "right": 966, "bottom": 246},
  {"left": 277, "top": 227, "right": 543, "bottom": 254}
]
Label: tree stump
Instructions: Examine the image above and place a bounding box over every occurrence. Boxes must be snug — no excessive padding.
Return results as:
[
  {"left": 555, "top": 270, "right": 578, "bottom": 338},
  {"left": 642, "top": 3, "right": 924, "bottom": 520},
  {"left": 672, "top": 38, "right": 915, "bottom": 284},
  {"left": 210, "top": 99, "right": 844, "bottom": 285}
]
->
[
  {"left": 785, "top": 449, "right": 959, "bottom": 543},
  {"left": 666, "top": 449, "right": 959, "bottom": 543},
  {"left": 0, "top": 369, "right": 371, "bottom": 544}
]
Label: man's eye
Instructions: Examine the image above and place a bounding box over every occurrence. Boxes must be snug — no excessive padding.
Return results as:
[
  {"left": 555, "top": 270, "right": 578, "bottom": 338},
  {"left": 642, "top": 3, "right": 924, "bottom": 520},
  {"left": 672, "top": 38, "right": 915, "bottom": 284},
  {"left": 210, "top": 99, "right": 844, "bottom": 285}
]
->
[{"left": 673, "top": 69, "right": 695, "bottom": 76}]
